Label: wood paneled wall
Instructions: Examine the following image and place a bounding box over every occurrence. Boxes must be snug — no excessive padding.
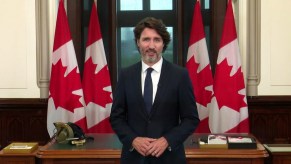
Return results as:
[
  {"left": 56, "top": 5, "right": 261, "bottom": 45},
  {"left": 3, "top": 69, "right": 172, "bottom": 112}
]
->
[
  {"left": 248, "top": 96, "right": 291, "bottom": 144},
  {"left": 0, "top": 96, "right": 291, "bottom": 149},
  {"left": 0, "top": 99, "right": 49, "bottom": 150}
]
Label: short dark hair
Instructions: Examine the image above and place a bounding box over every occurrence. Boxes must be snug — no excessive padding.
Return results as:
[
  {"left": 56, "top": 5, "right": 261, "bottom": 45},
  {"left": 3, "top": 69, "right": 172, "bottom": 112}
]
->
[{"left": 133, "top": 17, "right": 171, "bottom": 52}]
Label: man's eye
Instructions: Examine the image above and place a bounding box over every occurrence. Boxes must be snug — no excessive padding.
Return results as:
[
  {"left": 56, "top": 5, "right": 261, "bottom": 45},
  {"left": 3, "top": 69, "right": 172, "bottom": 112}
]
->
[{"left": 154, "top": 39, "right": 162, "bottom": 42}]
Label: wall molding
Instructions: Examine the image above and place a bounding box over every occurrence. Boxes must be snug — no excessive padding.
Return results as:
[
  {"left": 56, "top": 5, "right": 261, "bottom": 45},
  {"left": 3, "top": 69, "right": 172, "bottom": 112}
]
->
[
  {"left": 35, "top": 0, "right": 57, "bottom": 98},
  {"left": 246, "top": 0, "right": 261, "bottom": 96}
]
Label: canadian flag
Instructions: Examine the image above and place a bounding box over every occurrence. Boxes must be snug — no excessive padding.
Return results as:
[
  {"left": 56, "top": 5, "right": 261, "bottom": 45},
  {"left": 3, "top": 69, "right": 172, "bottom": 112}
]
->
[
  {"left": 209, "top": 0, "right": 249, "bottom": 133},
  {"left": 47, "top": 0, "right": 87, "bottom": 137},
  {"left": 186, "top": 0, "right": 213, "bottom": 133},
  {"left": 82, "top": 2, "right": 113, "bottom": 133}
]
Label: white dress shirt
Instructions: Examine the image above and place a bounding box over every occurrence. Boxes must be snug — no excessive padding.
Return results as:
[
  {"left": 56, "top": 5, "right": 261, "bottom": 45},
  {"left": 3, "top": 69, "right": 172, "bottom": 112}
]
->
[{"left": 141, "top": 58, "right": 163, "bottom": 104}]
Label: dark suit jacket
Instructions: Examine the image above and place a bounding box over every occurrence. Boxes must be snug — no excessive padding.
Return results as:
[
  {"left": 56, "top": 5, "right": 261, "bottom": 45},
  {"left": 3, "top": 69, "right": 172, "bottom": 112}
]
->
[{"left": 110, "top": 59, "right": 200, "bottom": 164}]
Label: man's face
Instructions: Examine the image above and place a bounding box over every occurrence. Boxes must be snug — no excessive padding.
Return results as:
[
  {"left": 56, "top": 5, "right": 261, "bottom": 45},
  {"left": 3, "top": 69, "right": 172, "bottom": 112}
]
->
[{"left": 137, "top": 28, "right": 164, "bottom": 66}]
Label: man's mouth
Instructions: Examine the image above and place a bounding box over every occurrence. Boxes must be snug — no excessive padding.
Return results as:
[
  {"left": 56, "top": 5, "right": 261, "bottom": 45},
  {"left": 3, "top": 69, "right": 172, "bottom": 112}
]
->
[{"left": 146, "top": 50, "right": 156, "bottom": 56}]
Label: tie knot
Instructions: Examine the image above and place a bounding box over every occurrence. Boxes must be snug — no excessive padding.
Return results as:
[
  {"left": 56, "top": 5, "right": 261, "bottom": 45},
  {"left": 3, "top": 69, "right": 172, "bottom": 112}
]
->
[{"left": 147, "top": 68, "right": 154, "bottom": 75}]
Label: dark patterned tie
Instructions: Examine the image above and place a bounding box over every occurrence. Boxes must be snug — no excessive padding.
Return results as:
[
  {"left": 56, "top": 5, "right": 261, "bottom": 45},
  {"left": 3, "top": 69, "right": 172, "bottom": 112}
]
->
[{"left": 144, "top": 68, "right": 154, "bottom": 113}]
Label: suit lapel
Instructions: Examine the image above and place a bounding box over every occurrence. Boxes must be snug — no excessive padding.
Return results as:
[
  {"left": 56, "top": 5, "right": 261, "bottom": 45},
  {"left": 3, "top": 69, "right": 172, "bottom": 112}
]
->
[
  {"left": 150, "top": 60, "right": 171, "bottom": 117},
  {"left": 132, "top": 63, "right": 149, "bottom": 117}
]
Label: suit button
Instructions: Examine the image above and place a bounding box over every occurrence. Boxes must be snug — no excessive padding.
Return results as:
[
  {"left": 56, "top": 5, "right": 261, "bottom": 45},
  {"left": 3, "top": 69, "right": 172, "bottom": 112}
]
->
[{"left": 148, "top": 120, "right": 151, "bottom": 123}]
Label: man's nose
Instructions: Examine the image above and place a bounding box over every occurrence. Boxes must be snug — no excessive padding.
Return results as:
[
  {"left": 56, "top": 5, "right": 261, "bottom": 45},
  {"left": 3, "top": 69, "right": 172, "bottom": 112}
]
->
[{"left": 149, "top": 40, "right": 155, "bottom": 49}]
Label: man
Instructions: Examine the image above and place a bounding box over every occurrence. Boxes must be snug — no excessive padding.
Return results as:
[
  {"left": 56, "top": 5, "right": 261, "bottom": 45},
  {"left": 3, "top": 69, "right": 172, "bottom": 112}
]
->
[{"left": 110, "top": 17, "right": 200, "bottom": 164}]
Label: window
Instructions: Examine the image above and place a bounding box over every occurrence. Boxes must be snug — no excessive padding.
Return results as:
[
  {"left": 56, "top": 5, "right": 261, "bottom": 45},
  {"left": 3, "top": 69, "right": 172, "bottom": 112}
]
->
[
  {"left": 66, "top": 0, "right": 227, "bottom": 87},
  {"left": 116, "top": 0, "right": 176, "bottom": 72}
]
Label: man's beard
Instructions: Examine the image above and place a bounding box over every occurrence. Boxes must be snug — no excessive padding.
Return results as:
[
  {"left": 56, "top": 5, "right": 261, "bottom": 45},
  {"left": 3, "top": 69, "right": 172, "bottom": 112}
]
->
[{"left": 142, "top": 50, "right": 162, "bottom": 64}]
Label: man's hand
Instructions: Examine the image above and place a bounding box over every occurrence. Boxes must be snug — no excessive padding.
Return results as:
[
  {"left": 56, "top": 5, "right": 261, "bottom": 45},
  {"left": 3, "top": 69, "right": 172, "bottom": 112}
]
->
[
  {"left": 146, "top": 137, "right": 169, "bottom": 157},
  {"left": 132, "top": 137, "right": 156, "bottom": 156}
]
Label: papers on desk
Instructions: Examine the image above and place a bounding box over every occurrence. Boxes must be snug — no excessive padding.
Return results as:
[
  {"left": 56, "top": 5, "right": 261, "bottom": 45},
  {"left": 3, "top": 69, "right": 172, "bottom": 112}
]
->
[
  {"left": 9, "top": 145, "right": 33, "bottom": 149},
  {"left": 3, "top": 142, "right": 38, "bottom": 154},
  {"left": 198, "top": 135, "right": 257, "bottom": 149},
  {"left": 228, "top": 136, "right": 257, "bottom": 149},
  {"left": 199, "top": 135, "right": 228, "bottom": 149}
]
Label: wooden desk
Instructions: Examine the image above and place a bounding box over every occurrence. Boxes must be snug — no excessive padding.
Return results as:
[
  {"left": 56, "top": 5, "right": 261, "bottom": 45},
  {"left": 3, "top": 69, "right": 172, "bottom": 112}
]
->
[
  {"left": 0, "top": 149, "right": 37, "bottom": 164},
  {"left": 185, "top": 134, "right": 268, "bottom": 164},
  {"left": 37, "top": 134, "right": 121, "bottom": 164},
  {"left": 37, "top": 134, "right": 268, "bottom": 164},
  {"left": 264, "top": 144, "right": 291, "bottom": 164}
]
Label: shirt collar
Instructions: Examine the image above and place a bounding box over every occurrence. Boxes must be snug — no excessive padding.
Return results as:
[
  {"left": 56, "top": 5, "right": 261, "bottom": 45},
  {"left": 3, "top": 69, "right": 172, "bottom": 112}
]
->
[{"left": 142, "top": 57, "right": 163, "bottom": 73}]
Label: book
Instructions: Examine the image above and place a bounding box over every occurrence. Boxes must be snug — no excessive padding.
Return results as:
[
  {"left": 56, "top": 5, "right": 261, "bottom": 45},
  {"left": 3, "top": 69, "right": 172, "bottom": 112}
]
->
[
  {"left": 199, "top": 135, "right": 228, "bottom": 149},
  {"left": 227, "top": 136, "right": 257, "bottom": 149},
  {"left": 3, "top": 142, "right": 38, "bottom": 154},
  {"left": 264, "top": 144, "right": 291, "bottom": 152}
]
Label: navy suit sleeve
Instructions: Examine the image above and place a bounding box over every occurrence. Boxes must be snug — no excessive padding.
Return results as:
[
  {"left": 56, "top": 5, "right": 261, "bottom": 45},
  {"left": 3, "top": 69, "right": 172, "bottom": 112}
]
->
[
  {"left": 163, "top": 69, "right": 200, "bottom": 150},
  {"left": 109, "top": 69, "right": 137, "bottom": 149}
]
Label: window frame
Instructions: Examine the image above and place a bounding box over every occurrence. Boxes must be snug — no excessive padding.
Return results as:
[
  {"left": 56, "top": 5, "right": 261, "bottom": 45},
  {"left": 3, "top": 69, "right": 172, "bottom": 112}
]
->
[{"left": 66, "top": 0, "right": 227, "bottom": 89}]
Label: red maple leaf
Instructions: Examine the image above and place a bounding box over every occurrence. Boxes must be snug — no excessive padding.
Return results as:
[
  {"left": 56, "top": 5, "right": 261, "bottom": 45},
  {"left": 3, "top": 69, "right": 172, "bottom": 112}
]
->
[
  {"left": 49, "top": 60, "right": 84, "bottom": 113},
  {"left": 83, "top": 57, "right": 112, "bottom": 107},
  {"left": 214, "top": 59, "right": 247, "bottom": 112},
  {"left": 187, "top": 56, "right": 213, "bottom": 107}
]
